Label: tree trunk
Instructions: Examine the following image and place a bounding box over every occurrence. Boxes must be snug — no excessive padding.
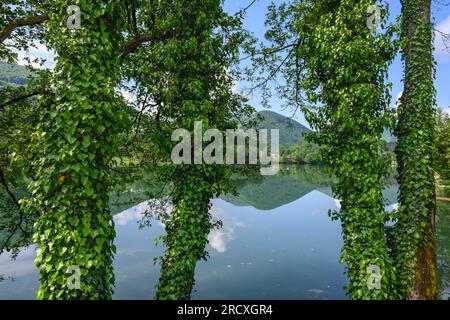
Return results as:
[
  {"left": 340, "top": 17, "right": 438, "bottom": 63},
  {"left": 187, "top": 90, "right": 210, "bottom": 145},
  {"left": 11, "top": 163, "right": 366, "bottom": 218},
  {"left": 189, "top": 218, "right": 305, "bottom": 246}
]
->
[
  {"left": 396, "top": 0, "right": 437, "bottom": 300},
  {"left": 409, "top": 219, "right": 437, "bottom": 299}
]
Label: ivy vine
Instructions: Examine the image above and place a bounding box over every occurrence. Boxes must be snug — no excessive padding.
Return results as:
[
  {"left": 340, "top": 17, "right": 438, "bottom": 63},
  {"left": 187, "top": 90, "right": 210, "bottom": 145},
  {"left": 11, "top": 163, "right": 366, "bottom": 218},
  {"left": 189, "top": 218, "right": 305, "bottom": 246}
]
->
[
  {"left": 22, "top": 1, "right": 128, "bottom": 299},
  {"left": 392, "top": 0, "right": 437, "bottom": 299}
]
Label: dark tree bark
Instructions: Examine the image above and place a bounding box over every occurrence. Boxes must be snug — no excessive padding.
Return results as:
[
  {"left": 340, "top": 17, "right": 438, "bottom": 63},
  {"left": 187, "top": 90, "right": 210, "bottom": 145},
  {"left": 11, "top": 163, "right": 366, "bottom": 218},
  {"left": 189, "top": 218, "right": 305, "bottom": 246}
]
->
[{"left": 0, "top": 15, "right": 48, "bottom": 44}]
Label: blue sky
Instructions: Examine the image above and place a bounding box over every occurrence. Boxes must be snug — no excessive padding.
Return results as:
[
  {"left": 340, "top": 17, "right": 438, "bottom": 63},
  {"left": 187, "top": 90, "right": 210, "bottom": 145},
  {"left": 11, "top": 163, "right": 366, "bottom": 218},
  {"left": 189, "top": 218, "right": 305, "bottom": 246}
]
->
[{"left": 224, "top": 0, "right": 450, "bottom": 127}]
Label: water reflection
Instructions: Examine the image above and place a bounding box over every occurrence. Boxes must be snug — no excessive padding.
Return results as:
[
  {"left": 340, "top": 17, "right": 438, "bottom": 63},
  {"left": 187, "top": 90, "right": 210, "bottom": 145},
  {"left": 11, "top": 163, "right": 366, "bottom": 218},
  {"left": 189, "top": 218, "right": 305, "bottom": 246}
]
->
[
  {"left": 0, "top": 186, "right": 33, "bottom": 258},
  {"left": 207, "top": 208, "right": 245, "bottom": 253},
  {"left": 109, "top": 191, "right": 346, "bottom": 299},
  {"left": 114, "top": 203, "right": 147, "bottom": 226},
  {"left": 222, "top": 165, "right": 334, "bottom": 210},
  {"left": 0, "top": 165, "right": 448, "bottom": 299}
]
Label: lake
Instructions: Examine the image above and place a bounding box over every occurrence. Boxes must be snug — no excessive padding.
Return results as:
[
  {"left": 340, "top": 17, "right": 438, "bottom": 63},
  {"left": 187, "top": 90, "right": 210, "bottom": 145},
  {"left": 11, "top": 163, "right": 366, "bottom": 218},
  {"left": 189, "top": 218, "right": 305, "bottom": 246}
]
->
[{"left": 0, "top": 165, "right": 448, "bottom": 299}]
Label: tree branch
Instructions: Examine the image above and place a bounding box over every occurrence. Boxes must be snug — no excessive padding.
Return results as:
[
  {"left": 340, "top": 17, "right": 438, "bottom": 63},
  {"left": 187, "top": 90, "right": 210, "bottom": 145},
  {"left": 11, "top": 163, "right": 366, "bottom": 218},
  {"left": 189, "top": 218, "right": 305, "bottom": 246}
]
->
[
  {"left": 434, "top": 28, "right": 450, "bottom": 52},
  {"left": 0, "top": 15, "right": 48, "bottom": 44},
  {"left": 0, "top": 170, "right": 20, "bottom": 208},
  {"left": 0, "top": 90, "right": 45, "bottom": 112},
  {"left": 121, "top": 30, "right": 175, "bottom": 63},
  {"left": 239, "top": 43, "right": 296, "bottom": 62},
  {"left": 0, "top": 168, "right": 28, "bottom": 252},
  {"left": 245, "top": 47, "right": 295, "bottom": 96},
  {"left": 239, "top": 0, "right": 258, "bottom": 15},
  {"left": 121, "top": 34, "right": 157, "bottom": 62}
]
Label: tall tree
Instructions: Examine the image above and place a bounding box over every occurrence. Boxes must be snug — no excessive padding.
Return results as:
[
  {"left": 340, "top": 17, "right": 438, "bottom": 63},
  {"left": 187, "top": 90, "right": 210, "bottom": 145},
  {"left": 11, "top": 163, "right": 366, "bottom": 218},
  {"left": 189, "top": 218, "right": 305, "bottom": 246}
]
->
[
  {"left": 144, "top": 0, "right": 251, "bottom": 300},
  {"left": 25, "top": 0, "right": 128, "bottom": 299},
  {"left": 244, "top": 0, "right": 397, "bottom": 299},
  {"left": 122, "top": 0, "right": 253, "bottom": 300},
  {"left": 1, "top": 0, "right": 176, "bottom": 299},
  {"left": 393, "top": 0, "right": 437, "bottom": 299}
]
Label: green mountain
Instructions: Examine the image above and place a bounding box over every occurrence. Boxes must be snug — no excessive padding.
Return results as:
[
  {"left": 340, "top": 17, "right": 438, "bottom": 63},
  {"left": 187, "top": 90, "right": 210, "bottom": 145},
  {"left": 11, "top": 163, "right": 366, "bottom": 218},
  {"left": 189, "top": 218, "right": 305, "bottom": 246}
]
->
[
  {"left": 0, "top": 62, "right": 31, "bottom": 86},
  {"left": 257, "top": 110, "right": 397, "bottom": 146},
  {"left": 256, "top": 110, "right": 311, "bottom": 148}
]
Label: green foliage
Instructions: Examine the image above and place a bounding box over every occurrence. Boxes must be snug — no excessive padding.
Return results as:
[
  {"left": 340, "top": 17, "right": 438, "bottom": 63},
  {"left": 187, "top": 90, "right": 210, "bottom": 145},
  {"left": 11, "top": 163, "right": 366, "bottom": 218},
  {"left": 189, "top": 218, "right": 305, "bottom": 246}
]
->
[
  {"left": 0, "top": 66, "right": 51, "bottom": 256},
  {"left": 1, "top": 0, "right": 254, "bottom": 300},
  {"left": 280, "top": 140, "right": 322, "bottom": 164},
  {"left": 299, "top": 0, "right": 398, "bottom": 299},
  {"left": 246, "top": 0, "right": 439, "bottom": 300},
  {"left": 0, "top": 181, "right": 33, "bottom": 257},
  {"left": 436, "top": 200, "right": 450, "bottom": 299},
  {"left": 1, "top": 0, "right": 441, "bottom": 301},
  {"left": 0, "top": 0, "right": 48, "bottom": 63},
  {"left": 435, "top": 109, "right": 450, "bottom": 183}
]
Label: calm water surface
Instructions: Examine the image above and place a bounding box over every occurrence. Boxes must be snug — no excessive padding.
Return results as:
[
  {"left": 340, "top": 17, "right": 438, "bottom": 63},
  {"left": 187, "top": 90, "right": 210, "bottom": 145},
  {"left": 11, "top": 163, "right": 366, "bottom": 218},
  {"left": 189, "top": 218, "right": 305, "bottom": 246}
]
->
[{"left": 0, "top": 166, "right": 448, "bottom": 299}]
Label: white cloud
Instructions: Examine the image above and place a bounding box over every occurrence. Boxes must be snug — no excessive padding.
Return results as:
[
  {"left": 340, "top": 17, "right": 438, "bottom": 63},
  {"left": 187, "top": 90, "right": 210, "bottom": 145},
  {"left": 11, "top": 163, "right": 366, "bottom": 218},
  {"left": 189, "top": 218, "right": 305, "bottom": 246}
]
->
[
  {"left": 0, "top": 246, "right": 37, "bottom": 277},
  {"left": 435, "top": 15, "right": 450, "bottom": 57},
  {"left": 113, "top": 201, "right": 148, "bottom": 226},
  {"left": 120, "top": 88, "right": 137, "bottom": 104},
  {"left": 333, "top": 199, "right": 341, "bottom": 209},
  {"left": 207, "top": 206, "right": 245, "bottom": 253},
  {"left": 386, "top": 203, "right": 399, "bottom": 213}
]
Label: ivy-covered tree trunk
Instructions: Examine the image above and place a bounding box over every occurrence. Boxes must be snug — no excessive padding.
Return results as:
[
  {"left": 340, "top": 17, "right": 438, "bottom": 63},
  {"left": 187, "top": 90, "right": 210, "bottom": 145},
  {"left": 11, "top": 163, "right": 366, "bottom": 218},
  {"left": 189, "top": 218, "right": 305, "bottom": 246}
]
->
[
  {"left": 26, "top": 1, "right": 126, "bottom": 299},
  {"left": 243, "top": 0, "right": 401, "bottom": 298},
  {"left": 292, "top": 0, "right": 397, "bottom": 299},
  {"left": 155, "top": 176, "right": 215, "bottom": 299},
  {"left": 153, "top": 0, "right": 246, "bottom": 299},
  {"left": 394, "top": 0, "right": 437, "bottom": 300}
]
